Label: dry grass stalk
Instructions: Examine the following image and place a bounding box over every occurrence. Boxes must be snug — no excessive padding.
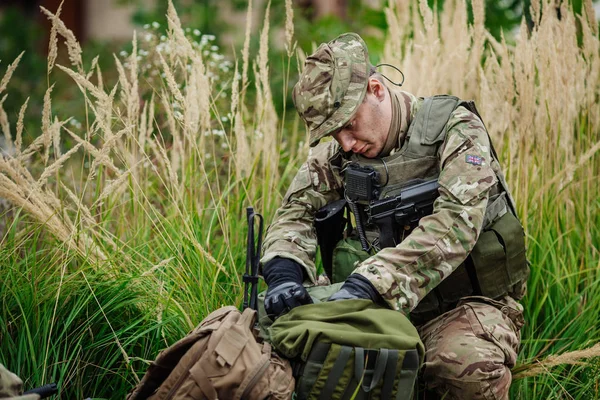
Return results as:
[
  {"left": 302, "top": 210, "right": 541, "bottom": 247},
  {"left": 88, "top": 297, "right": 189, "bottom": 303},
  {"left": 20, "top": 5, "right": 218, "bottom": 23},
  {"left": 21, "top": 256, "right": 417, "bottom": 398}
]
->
[
  {"left": 241, "top": 0, "right": 253, "bottom": 102},
  {"left": 41, "top": 84, "right": 55, "bottom": 164},
  {"left": 141, "top": 257, "right": 175, "bottom": 277},
  {"left": 158, "top": 53, "right": 185, "bottom": 107},
  {"left": 284, "top": 0, "right": 295, "bottom": 57},
  {"left": 56, "top": 65, "right": 109, "bottom": 105},
  {"left": 15, "top": 98, "right": 29, "bottom": 156},
  {"left": 92, "top": 170, "right": 132, "bottom": 210},
  {"left": 0, "top": 52, "right": 24, "bottom": 96},
  {"left": 0, "top": 160, "right": 106, "bottom": 263},
  {"left": 513, "top": 342, "right": 600, "bottom": 380},
  {"left": 46, "top": 2, "right": 61, "bottom": 74},
  {"left": 255, "top": 0, "right": 280, "bottom": 190},
  {"left": 60, "top": 182, "right": 96, "bottom": 230},
  {"left": 128, "top": 32, "right": 140, "bottom": 126},
  {"left": 158, "top": 90, "right": 181, "bottom": 179},
  {"left": 231, "top": 62, "right": 251, "bottom": 180},
  {"left": 37, "top": 142, "right": 82, "bottom": 188},
  {"left": 63, "top": 127, "right": 119, "bottom": 174},
  {"left": 40, "top": 5, "right": 83, "bottom": 73},
  {"left": 51, "top": 117, "right": 62, "bottom": 158},
  {"left": 85, "top": 55, "right": 99, "bottom": 81},
  {"left": 0, "top": 95, "right": 10, "bottom": 151}
]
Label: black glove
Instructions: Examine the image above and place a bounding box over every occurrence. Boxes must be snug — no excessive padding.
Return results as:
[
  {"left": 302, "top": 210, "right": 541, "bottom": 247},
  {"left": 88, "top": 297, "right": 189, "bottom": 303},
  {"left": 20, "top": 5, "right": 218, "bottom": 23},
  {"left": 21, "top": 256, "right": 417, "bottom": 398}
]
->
[
  {"left": 328, "top": 273, "right": 384, "bottom": 303},
  {"left": 262, "top": 258, "right": 313, "bottom": 319}
]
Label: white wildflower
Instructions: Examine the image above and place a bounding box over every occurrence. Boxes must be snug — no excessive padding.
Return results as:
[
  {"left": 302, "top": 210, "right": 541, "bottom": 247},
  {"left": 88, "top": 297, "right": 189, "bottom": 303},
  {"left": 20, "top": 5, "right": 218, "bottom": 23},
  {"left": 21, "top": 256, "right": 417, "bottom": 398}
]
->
[{"left": 152, "top": 21, "right": 160, "bottom": 29}]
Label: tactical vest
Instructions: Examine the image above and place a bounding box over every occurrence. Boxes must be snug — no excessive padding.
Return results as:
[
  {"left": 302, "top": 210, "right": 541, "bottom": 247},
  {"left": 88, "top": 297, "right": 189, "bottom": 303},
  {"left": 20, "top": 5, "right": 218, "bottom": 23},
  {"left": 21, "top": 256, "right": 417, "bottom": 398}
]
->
[{"left": 331, "top": 95, "right": 529, "bottom": 325}]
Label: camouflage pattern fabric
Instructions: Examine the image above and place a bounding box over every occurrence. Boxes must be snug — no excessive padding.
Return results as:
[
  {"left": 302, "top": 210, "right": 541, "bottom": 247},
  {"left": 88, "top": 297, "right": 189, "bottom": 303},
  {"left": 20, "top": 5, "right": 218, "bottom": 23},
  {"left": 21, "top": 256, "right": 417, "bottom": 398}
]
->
[
  {"left": 292, "top": 33, "right": 371, "bottom": 147},
  {"left": 418, "top": 296, "right": 524, "bottom": 399},
  {"left": 262, "top": 90, "right": 498, "bottom": 315},
  {"left": 0, "top": 364, "right": 39, "bottom": 400}
]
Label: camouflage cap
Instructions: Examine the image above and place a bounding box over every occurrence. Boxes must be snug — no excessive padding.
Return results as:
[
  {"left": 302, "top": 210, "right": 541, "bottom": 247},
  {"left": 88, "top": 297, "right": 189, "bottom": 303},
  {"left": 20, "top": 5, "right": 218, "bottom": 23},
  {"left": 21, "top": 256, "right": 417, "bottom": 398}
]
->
[
  {"left": 0, "top": 364, "right": 40, "bottom": 400},
  {"left": 292, "top": 33, "right": 371, "bottom": 147}
]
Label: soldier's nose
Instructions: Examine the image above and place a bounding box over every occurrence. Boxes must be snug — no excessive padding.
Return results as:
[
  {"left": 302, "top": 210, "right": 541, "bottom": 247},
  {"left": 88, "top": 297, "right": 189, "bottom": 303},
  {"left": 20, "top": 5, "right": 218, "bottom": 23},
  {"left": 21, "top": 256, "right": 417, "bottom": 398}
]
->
[{"left": 338, "top": 133, "right": 356, "bottom": 152}]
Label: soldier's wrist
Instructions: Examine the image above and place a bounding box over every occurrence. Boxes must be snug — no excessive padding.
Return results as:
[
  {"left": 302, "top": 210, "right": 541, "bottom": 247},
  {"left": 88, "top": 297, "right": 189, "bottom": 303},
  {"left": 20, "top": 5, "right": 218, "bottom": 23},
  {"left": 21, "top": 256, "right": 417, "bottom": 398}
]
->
[{"left": 262, "top": 257, "right": 305, "bottom": 287}]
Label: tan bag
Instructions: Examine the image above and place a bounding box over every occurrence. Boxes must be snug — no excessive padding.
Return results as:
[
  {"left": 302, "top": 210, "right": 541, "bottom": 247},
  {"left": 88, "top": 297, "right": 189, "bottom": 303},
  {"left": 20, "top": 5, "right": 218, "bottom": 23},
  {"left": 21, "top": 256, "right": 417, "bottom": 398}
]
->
[{"left": 127, "top": 306, "right": 294, "bottom": 400}]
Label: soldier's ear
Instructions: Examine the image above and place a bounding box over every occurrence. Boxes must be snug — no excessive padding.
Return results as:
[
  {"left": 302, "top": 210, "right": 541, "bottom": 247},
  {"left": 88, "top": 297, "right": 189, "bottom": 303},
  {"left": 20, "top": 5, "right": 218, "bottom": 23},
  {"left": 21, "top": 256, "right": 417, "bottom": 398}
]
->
[{"left": 368, "top": 77, "right": 386, "bottom": 102}]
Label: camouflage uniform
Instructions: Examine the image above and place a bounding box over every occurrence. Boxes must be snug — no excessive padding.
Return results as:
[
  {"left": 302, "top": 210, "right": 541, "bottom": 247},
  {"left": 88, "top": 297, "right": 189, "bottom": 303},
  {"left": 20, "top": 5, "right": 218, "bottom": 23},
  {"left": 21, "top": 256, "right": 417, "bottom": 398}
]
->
[
  {"left": 0, "top": 364, "right": 39, "bottom": 400},
  {"left": 261, "top": 33, "right": 525, "bottom": 399}
]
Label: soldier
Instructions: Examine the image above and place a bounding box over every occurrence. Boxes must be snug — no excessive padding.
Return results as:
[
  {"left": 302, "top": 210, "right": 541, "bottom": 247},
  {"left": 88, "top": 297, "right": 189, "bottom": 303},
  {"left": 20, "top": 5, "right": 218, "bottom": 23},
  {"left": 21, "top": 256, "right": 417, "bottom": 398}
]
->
[
  {"left": 0, "top": 364, "right": 39, "bottom": 400},
  {"left": 260, "top": 33, "right": 529, "bottom": 399}
]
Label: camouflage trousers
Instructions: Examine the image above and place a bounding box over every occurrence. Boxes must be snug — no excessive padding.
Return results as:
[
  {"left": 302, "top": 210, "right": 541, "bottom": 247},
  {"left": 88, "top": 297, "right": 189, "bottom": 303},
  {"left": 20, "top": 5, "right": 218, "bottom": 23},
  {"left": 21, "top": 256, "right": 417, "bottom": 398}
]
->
[{"left": 417, "top": 296, "right": 525, "bottom": 400}]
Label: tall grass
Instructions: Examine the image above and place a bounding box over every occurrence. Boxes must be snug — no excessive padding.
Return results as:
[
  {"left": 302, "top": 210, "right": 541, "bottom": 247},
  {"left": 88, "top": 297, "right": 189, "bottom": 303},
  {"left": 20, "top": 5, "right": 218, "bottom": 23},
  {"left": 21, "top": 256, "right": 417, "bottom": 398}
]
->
[{"left": 0, "top": 0, "right": 598, "bottom": 398}]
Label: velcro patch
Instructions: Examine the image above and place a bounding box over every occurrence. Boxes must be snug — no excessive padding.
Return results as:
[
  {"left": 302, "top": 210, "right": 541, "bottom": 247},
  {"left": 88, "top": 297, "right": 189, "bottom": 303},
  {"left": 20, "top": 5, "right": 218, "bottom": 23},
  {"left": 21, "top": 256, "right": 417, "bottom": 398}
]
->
[{"left": 465, "top": 154, "right": 483, "bottom": 166}]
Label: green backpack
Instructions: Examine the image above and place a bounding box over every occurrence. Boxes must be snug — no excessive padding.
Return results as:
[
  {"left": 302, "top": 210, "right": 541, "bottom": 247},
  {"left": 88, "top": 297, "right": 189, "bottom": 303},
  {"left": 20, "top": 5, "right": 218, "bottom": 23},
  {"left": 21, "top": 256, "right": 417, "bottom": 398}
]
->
[{"left": 259, "top": 288, "right": 424, "bottom": 400}]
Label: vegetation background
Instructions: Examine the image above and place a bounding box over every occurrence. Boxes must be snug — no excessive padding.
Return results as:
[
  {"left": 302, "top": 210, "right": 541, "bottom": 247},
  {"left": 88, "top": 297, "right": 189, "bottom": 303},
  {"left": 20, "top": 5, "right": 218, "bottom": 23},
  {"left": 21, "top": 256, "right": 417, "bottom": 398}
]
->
[{"left": 0, "top": 0, "right": 599, "bottom": 398}]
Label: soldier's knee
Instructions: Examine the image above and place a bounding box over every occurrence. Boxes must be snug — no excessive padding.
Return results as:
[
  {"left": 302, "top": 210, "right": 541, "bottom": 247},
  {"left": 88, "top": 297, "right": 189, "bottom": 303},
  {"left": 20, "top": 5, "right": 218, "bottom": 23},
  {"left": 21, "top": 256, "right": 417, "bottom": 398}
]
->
[{"left": 419, "top": 301, "right": 522, "bottom": 399}]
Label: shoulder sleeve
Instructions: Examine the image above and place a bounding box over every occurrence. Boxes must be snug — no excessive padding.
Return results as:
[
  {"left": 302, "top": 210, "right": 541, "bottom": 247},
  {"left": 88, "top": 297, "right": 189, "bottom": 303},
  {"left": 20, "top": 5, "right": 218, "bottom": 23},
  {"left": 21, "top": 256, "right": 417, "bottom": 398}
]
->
[
  {"left": 261, "top": 141, "right": 344, "bottom": 283},
  {"left": 352, "top": 106, "right": 498, "bottom": 312}
]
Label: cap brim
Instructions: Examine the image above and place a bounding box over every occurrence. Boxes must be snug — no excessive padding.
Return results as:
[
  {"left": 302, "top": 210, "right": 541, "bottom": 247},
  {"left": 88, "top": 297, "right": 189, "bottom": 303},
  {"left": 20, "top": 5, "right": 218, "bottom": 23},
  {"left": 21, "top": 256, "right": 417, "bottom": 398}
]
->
[{"left": 308, "top": 75, "right": 368, "bottom": 147}]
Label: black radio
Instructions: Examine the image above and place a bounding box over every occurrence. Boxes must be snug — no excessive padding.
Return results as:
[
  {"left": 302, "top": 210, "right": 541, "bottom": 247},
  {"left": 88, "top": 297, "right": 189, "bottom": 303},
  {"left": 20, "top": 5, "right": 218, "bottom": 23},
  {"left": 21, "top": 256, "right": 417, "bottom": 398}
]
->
[{"left": 344, "top": 164, "right": 380, "bottom": 202}]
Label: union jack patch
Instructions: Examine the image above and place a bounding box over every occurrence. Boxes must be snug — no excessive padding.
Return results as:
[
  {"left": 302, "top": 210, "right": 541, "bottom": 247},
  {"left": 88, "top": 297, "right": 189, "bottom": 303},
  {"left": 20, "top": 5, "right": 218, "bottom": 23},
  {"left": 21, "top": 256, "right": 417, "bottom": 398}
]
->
[{"left": 465, "top": 154, "right": 483, "bottom": 166}]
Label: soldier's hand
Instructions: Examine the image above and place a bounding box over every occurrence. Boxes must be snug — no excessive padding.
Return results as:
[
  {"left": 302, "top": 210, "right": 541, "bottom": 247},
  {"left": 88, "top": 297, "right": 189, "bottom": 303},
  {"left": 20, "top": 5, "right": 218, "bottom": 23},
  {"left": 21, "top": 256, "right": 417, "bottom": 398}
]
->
[
  {"left": 328, "top": 273, "right": 384, "bottom": 304},
  {"left": 264, "top": 282, "right": 313, "bottom": 319},
  {"left": 262, "top": 257, "right": 313, "bottom": 319}
]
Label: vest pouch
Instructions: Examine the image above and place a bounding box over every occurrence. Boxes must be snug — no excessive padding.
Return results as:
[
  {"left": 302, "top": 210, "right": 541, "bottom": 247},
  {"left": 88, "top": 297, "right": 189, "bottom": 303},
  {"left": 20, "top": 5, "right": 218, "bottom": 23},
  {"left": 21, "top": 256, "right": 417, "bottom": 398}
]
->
[
  {"left": 469, "top": 211, "right": 528, "bottom": 299},
  {"left": 331, "top": 237, "right": 371, "bottom": 283}
]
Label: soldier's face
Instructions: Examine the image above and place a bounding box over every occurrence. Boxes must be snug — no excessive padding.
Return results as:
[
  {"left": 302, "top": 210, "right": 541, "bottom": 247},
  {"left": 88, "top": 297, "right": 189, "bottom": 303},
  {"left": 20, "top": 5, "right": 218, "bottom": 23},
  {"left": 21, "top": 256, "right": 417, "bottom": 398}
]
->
[{"left": 331, "top": 78, "right": 392, "bottom": 158}]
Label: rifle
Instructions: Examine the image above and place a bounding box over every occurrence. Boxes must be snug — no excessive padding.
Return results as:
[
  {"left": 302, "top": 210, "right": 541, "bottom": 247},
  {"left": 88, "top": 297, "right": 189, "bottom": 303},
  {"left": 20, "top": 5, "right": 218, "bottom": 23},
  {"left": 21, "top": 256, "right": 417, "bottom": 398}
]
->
[
  {"left": 365, "top": 179, "right": 440, "bottom": 248},
  {"left": 344, "top": 164, "right": 440, "bottom": 249},
  {"left": 243, "top": 207, "right": 263, "bottom": 311},
  {"left": 24, "top": 383, "right": 58, "bottom": 398}
]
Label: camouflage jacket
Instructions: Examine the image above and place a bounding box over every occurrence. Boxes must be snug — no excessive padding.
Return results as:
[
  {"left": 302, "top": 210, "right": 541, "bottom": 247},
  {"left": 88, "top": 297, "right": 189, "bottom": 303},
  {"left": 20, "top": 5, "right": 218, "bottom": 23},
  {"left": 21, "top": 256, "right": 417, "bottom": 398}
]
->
[{"left": 261, "top": 90, "right": 498, "bottom": 314}]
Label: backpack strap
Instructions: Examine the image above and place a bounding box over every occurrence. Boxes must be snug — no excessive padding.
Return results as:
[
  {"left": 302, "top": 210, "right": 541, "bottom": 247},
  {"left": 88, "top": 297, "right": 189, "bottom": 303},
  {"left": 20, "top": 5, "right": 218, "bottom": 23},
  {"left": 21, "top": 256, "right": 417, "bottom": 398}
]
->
[
  {"left": 354, "top": 348, "right": 388, "bottom": 393},
  {"left": 318, "top": 346, "right": 353, "bottom": 400},
  {"left": 380, "top": 350, "right": 399, "bottom": 399},
  {"left": 189, "top": 363, "right": 218, "bottom": 400},
  {"left": 393, "top": 350, "right": 421, "bottom": 400}
]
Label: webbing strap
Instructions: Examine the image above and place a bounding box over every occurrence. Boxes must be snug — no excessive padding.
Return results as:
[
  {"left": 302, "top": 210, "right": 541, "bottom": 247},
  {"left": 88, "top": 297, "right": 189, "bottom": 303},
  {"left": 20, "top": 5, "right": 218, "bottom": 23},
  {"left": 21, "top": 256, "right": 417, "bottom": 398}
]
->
[
  {"left": 354, "top": 348, "right": 389, "bottom": 393},
  {"left": 395, "top": 350, "right": 420, "bottom": 400},
  {"left": 380, "top": 349, "right": 399, "bottom": 399},
  {"left": 189, "top": 362, "right": 218, "bottom": 400},
  {"left": 319, "top": 346, "right": 353, "bottom": 400}
]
